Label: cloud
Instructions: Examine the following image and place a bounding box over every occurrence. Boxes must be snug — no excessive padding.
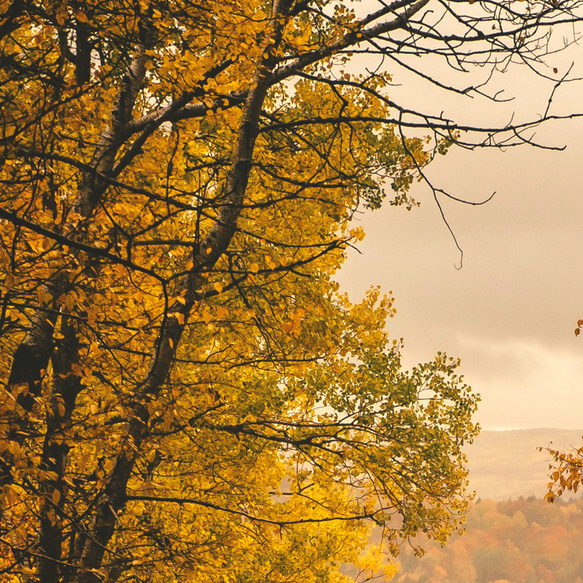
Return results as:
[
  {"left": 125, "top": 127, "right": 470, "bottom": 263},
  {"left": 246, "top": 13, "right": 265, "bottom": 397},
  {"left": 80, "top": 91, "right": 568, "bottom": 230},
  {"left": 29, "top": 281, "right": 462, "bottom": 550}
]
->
[
  {"left": 454, "top": 335, "right": 583, "bottom": 430},
  {"left": 336, "top": 79, "right": 583, "bottom": 433}
]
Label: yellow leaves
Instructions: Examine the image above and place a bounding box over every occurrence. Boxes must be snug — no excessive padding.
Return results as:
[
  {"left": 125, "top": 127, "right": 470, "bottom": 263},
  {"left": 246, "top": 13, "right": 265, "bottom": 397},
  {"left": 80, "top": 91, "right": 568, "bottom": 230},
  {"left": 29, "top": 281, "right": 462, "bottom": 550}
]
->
[
  {"left": 53, "top": 396, "right": 66, "bottom": 418},
  {"left": 7, "top": 440, "right": 21, "bottom": 458},
  {"left": 183, "top": 564, "right": 197, "bottom": 582},
  {"left": 170, "top": 312, "right": 185, "bottom": 326},
  {"left": 348, "top": 225, "right": 365, "bottom": 242},
  {"left": 3, "top": 484, "right": 19, "bottom": 507},
  {"left": 0, "top": 438, "right": 21, "bottom": 470},
  {"left": 357, "top": 544, "right": 384, "bottom": 573},
  {"left": 1, "top": 272, "right": 14, "bottom": 294},
  {"left": 45, "top": 507, "right": 58, "bottom": 526},
  {"left": 282, "top": 308, "right": 305, "bottom": 337},
  {"left": 215, "top": 305, "right": 229, "bottom": 320},
  {"left": 75, "top": 10, "right": 90, "bottom": 24},
  {"left": 356, "top": 544, "right": 398, "bottom": 580},
  {"left": 55, "top": 3, "right": 69, "bottom": 26},
  {"left": 543, "top": 442, "right": 583, "bottom": 502},
  {"left": 199, "top": 306, "right": 213, "bottom": 325},
  {"left": 0, "top": 2, "right": 480, "bottom": 580}
]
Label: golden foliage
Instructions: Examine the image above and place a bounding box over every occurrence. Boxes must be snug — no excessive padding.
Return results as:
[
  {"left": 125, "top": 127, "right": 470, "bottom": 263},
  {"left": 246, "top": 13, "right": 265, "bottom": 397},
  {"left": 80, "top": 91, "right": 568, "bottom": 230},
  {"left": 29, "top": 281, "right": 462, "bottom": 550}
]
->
[{"left": 8, "top": 0, "right": 573, "bottom": 580}]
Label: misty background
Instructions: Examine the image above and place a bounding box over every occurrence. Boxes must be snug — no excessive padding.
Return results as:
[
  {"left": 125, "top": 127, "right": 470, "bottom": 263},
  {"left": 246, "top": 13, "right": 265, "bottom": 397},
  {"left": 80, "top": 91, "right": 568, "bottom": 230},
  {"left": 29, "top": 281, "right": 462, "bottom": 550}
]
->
[{"left": 337, "top": 19, "right": 583, "bottom": 431}]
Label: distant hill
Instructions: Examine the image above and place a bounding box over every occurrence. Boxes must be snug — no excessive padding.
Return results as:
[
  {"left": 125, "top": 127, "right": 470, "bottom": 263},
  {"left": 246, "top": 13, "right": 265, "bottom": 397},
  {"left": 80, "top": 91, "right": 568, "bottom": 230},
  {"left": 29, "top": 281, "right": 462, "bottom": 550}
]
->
[
  {"left": 466, "top": 428, "right": 583, "bottom": 501},
  {"left": 393, "top": 497, "right": 583, "bottom": 583},
  {"left": 388, "top": 430, "right": 583, "bottom": 583}
]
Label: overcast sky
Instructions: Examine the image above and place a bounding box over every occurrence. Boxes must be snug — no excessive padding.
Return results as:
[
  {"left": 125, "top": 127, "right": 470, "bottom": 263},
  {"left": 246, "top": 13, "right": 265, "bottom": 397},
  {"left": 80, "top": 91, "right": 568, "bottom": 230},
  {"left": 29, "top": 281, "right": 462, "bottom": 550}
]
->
[{"left": 337, "top": 16, "right": 583, "bottom": 430}]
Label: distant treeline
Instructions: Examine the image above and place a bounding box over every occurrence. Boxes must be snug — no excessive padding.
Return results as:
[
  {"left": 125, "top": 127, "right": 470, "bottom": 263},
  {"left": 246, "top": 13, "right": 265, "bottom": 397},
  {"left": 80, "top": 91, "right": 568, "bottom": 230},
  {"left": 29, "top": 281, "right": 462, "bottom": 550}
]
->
[{"left": 394, "top": 497, "right": 583, "bottom": 583}]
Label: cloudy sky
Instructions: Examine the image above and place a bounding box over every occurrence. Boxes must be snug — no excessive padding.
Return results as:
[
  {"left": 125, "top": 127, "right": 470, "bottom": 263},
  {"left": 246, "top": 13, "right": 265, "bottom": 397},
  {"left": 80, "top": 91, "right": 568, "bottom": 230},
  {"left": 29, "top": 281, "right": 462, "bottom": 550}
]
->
[{"left": 337, "top": 22, "right": 583, "bottom": 430}]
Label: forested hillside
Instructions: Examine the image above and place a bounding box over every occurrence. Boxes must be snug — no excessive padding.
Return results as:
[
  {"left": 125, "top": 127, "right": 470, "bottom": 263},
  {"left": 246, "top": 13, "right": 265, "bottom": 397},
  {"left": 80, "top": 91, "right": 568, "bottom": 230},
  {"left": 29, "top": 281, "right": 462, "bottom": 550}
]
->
[
  {"left": 394, "top": 496, "right": 583, "bottom": 583},
  {"left": 390, "top": 431, "right": 583, "bottom": 582}
]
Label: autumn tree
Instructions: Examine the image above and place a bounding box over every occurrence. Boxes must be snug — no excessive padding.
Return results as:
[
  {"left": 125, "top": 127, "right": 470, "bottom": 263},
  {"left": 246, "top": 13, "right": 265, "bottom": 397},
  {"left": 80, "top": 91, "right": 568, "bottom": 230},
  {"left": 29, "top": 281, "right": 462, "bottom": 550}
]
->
[{"left": 0, "top": 1, "right": 580, "bottom": 582}]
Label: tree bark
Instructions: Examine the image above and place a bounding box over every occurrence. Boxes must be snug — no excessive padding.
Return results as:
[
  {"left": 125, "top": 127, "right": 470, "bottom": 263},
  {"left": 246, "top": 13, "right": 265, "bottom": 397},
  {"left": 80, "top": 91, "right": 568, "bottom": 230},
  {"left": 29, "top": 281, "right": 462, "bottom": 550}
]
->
[{"left": 72, "top": 2, "right": 294, "bottom": 579}]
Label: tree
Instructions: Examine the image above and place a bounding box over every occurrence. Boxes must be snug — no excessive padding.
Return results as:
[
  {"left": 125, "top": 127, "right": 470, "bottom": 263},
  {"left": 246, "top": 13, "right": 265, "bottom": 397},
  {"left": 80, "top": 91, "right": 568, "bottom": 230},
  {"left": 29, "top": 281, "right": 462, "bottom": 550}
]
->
[
  {"left": 545, "top": 445, "right": 583, "bottom": 502},
  {"left": 0, "top": 1, "right": 579, "bottom": 582}
]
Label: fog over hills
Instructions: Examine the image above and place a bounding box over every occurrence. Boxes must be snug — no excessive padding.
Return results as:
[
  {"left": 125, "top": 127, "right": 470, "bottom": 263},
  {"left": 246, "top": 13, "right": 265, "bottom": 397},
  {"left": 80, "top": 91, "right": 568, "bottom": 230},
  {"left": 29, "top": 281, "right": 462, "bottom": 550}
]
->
[{"left": 466, "top": 428, "right": 583, "bottom": 501}]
